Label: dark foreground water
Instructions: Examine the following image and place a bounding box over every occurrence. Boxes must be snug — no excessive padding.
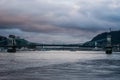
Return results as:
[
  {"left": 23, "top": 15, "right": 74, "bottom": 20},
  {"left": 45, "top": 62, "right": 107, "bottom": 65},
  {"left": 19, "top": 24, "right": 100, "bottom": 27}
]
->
[{"left": 0, "top": 51, "right": 120, "bottom": 80}]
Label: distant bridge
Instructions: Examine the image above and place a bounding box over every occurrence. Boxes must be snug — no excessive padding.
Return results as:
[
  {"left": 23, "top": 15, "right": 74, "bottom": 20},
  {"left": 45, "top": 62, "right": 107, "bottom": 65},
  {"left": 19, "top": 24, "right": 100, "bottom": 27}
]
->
[
  {"left": 0, "top": 34, "right": 115, "bottom": 53},
  {"left": 0, "top": 37, "right": 107, "bottom": 49}
]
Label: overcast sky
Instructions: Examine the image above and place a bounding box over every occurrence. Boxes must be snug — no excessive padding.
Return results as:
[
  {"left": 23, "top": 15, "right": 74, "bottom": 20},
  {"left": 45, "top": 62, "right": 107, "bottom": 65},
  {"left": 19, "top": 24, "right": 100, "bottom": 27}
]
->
[{"left": 0, "top": 0, "right": 120, "bottom": 43}]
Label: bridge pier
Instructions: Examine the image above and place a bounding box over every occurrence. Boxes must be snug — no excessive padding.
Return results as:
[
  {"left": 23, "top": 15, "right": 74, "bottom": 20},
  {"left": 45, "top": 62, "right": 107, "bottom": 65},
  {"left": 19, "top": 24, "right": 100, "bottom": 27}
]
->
[{"left": 7, "top": 47, "right": 16, "bottom": 53}]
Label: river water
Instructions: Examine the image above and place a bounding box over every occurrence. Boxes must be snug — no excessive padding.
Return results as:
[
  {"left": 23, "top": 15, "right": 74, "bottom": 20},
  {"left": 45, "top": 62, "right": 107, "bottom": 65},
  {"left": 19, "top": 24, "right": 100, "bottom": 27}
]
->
[{"left": 0, "top": 51, "right": 120, "bottom": 80}]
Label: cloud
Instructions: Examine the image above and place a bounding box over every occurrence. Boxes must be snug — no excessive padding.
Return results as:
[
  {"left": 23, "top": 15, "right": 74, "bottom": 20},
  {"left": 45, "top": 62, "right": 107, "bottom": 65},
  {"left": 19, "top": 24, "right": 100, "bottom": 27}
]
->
[{"left": 0, "top": 0, "right": 120, "bottom": 43}]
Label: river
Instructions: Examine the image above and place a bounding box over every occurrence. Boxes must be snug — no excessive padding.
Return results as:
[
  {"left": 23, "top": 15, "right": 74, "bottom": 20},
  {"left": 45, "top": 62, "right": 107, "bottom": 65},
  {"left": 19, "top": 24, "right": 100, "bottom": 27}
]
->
[{"left": 0, "top": 51, "right": 120, "bottom": 80}]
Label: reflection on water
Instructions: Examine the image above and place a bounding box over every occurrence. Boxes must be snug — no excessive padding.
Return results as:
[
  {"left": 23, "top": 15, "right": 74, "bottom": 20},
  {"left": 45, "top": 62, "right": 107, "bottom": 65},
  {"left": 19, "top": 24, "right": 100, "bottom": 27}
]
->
[{"left": 0, "top": 51, "right": 120, "bottom": 80}]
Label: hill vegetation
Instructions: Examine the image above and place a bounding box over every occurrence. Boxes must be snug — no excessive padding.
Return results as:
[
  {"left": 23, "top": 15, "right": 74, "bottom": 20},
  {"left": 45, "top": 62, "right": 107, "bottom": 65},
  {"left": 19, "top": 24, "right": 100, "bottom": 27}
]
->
[{"left": 83, "top": 30, "right": 120, "bottom": 47}]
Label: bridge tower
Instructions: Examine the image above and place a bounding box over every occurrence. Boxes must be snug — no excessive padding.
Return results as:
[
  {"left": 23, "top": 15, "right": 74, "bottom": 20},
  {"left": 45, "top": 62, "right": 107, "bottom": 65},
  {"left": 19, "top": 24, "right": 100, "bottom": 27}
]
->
[
  {"left": 7, "top": 35, "right": 16, "bottom": 53},
  {"left": 105, "top": 28, "right": 112, "bottom": 54},
  {"left": 94, "top": 41, "right": 98, "bottom": 50}
]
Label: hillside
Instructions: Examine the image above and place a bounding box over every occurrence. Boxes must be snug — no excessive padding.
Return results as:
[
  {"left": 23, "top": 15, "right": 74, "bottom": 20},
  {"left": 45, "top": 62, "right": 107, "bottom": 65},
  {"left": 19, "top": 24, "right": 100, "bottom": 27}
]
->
[
  {"left": 0, "top": 35, "right": 29, "bottom": 48},
  {"left": 83, "top": 30, "right": 120, "bottom": 47},
  {"left": 0, "top": 36, "right": 8, "bottom": 46}
]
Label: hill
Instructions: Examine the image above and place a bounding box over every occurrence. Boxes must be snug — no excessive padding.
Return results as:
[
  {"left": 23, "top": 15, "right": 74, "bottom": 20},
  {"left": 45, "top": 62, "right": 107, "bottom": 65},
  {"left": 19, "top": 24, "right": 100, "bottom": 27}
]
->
[
  {"left": 0, "top": 36, "right": 8, "bottom": 46},
  {"left": 0, "top": 35, "right": 29, "bottom": 48},
  {"left": 83, "top": 30, "right": 120, "bottom": 47}
]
